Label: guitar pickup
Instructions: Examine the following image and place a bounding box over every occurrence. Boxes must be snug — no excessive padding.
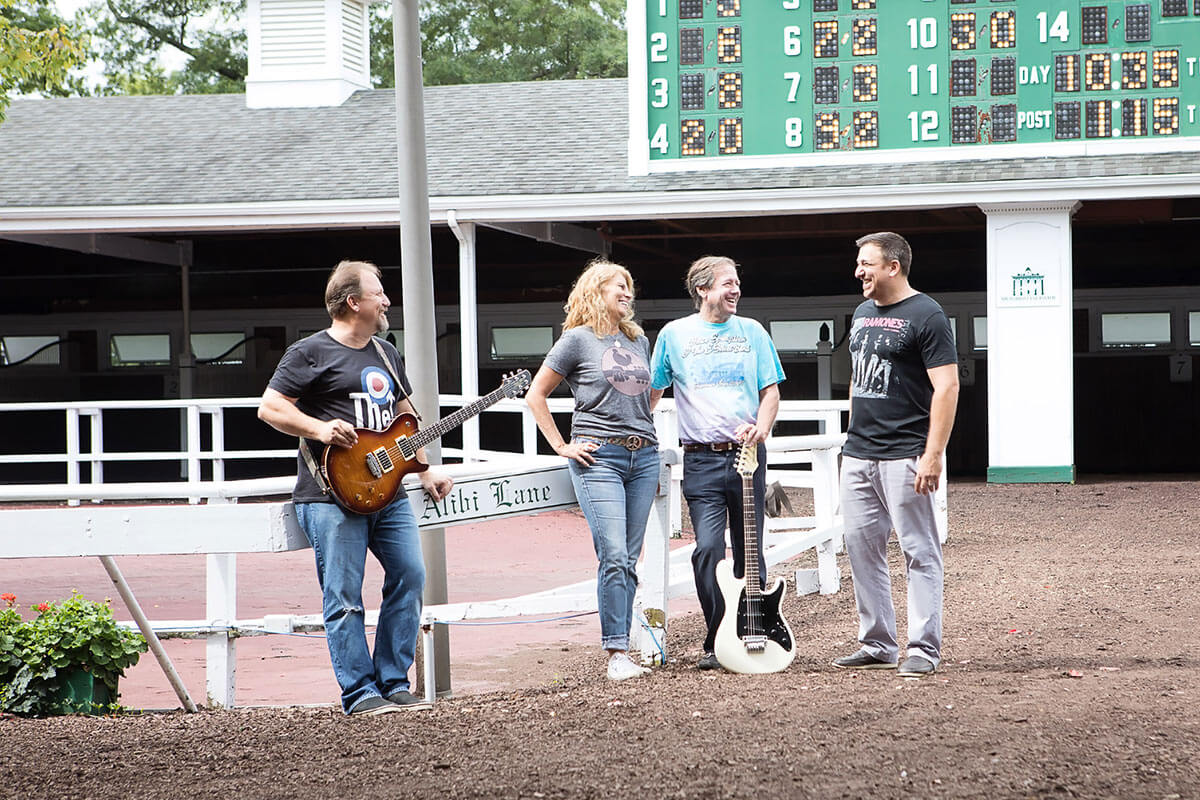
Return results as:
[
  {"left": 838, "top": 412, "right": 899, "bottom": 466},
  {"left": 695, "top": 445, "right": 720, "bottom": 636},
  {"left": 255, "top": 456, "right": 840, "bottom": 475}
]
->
[
  {"left": 366, "top": 448, "right": 394, "bottom": 479},
  {"left": 394, "top": 436, "right": 416, "bottom": 461},
  {"left": 741, "top": 635, "right": 767, "bottom": 653}
]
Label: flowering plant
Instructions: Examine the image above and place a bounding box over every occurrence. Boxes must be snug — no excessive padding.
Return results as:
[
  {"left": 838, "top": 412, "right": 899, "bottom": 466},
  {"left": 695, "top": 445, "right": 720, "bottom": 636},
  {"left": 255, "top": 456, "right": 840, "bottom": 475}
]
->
[{"left": 0, "top": 592, "right": 147, "bottom": 716}]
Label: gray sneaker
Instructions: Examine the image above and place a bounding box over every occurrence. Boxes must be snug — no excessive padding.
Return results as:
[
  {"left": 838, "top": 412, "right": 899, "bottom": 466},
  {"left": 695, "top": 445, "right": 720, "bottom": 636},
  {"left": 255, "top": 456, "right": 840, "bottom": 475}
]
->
[
  {"left": 697, "top": 651, "right": 723, "bottom": 671},
  {"left": 831, "top": 649, "right": 897, "bottom": 670},
  {"left": 386, "top": 690, "right": 432, "bottom": 709},
  {"left": 898, "top": 655, "right": 936, "bottom": 677},
  {"left": 348, "top": 695, "right": 403, "bottom": 716}
]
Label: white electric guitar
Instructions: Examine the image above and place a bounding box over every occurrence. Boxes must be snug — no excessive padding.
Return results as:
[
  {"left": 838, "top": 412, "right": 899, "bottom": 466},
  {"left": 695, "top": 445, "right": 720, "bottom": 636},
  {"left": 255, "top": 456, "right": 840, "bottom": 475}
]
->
[{"left": 711, "top": 441, "right": 797, "bottom": 674}]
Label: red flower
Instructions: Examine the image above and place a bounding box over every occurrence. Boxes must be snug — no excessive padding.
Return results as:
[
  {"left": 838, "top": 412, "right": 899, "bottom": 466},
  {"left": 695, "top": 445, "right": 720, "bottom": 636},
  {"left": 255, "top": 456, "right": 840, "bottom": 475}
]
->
[
  {"left": 0, "top": 593, "right": 15, "bottom": 608},
  {"left": 36, "top": 603, "right": 50, "bottom": 613}
]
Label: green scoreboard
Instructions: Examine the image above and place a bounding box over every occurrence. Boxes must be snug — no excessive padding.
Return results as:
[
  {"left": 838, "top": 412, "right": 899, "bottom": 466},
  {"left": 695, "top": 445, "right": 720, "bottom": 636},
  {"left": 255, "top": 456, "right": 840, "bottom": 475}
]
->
[{"left": 627, "top": 0, "right": 1200, "bottom": 173}]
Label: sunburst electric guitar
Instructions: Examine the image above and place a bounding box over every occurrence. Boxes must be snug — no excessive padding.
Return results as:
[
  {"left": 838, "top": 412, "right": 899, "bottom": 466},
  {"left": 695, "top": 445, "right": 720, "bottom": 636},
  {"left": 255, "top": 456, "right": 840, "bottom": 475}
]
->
[
  {"left": 712, "top": 441, "right": 797, "bottom": 674},
  {"left": 323, "top": 370, "right": 531, "bottom": 514}
]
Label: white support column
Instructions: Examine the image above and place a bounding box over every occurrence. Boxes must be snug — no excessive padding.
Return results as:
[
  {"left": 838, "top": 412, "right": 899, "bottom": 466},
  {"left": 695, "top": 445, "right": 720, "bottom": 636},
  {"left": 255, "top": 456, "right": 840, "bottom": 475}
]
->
[
  {"left": 447, "top": 212, "right": 481, "bottom": 460},
  {"left": 981, "top": 202, "right": 1080, "bottom": 483},
  {"left": 633, "top": 453, "right": 674, "bottom": 666},
  {"left": 205, "top": 551, "right": 237, "bottom": 709}
]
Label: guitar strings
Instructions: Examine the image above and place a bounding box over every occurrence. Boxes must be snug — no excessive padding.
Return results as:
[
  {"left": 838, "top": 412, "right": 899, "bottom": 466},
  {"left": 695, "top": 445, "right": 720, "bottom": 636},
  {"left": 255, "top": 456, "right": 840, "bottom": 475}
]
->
[{"left": 742, "top": 468, "right": 762, "bottom": 638}]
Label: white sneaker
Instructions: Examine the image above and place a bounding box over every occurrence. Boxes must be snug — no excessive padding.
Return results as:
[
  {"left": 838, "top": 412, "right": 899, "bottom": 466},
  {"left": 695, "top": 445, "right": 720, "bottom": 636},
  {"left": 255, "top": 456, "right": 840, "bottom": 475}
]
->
[{"left": 607, "top": 652, "right": 651, "bottom": 681}]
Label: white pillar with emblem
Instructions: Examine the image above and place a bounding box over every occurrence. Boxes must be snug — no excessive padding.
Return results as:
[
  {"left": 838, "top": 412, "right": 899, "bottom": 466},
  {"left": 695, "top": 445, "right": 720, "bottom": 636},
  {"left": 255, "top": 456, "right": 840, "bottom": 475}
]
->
[{"left": 981, "top": 202, "right": 1080, "bottom": 483}]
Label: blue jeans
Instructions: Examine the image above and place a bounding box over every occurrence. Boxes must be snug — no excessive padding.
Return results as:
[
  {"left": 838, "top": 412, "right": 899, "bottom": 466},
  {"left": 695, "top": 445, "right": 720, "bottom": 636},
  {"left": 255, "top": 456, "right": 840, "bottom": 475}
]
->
[
  {"left": 296, "top": 498, "right": 425, "bottom": 714},
  {"left": 682, "top": 444, "right": 767, "bottom": 653},
  {"left": 568, "top": 441, "right": 660, "bottom": 651}
]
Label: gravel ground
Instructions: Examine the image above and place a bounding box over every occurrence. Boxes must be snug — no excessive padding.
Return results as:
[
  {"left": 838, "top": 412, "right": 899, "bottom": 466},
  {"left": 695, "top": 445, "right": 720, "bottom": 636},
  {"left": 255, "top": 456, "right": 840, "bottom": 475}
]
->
[{"left": 2, "top": 476, "right": 1198, "bottom": 799}]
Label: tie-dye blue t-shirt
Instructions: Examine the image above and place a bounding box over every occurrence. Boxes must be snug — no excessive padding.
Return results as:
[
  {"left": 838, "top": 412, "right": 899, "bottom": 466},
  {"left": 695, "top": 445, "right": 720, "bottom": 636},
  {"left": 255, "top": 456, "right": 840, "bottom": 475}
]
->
[{"left": 650, "top": 314, "right": 785, "bottom": 444}]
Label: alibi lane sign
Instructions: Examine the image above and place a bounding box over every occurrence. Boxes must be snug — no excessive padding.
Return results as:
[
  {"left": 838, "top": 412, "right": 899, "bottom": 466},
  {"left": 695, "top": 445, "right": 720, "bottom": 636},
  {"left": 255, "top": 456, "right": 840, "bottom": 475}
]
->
[{"left": 404, "top": 464, "right": 578, "bottom": 530}]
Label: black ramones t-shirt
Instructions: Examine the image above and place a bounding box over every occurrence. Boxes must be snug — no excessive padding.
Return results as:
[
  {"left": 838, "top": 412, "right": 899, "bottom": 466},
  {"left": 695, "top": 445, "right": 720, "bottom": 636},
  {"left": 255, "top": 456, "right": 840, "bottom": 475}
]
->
[
  {"left": 843, "top": 293, "right": 957, "bottom": 460},
  {"left": 267, "top": 331, "right": 413, "bottom": 503}
]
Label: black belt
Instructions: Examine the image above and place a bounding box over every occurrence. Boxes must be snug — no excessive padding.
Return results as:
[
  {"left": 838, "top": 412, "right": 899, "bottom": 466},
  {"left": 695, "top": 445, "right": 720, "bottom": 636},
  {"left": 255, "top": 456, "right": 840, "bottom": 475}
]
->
[{"left": 683, "top": 441, "right": 739, "bottom": 453}]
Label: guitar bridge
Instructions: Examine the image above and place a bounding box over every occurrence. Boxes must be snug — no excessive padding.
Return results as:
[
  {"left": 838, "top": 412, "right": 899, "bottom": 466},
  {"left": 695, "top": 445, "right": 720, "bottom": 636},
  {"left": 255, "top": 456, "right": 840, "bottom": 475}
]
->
[
  {"left": 741, "top": 635, "right": 767, "bottom": 653},
  {"left": 366, "top": 448, "right": 394, "bottom": 479}
]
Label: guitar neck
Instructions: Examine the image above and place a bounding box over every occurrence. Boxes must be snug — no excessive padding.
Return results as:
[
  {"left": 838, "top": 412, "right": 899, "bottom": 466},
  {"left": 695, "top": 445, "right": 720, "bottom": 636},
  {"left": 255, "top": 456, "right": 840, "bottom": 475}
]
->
[
  {"left": 742, "top": 475, "right": 760, "bottom": 599},
  {"left": 407, "top": 384, "right": 508, "bottom": 451}
]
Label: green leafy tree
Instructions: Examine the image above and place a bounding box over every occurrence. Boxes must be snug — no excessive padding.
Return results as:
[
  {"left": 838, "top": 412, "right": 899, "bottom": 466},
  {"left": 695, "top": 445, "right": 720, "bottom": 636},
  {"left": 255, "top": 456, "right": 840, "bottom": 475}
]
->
[
  {"left": 373, "top": 0, "right": 628, "bottom": 88},
  {"left": 83, "top": 0, "right": 246, "bottom": 95},
  {"left": 19, "top": 0, "right": 625, "bottom": 100},
  {"left": 0, "top": 0, "right": 86, "bottom": 120}
]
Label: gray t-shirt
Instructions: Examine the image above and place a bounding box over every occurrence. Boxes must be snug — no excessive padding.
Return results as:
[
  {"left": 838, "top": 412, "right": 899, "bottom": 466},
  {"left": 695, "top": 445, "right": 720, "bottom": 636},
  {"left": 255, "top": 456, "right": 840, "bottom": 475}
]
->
[{"left": 542, "top": 326, "right": 657, "bottom": 444}]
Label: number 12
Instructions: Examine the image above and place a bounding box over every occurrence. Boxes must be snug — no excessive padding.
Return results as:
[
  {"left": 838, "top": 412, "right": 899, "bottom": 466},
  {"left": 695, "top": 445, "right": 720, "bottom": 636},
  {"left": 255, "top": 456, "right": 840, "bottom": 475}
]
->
[{"left": 908, "top": 110, "right": 939, "bottom": 141}]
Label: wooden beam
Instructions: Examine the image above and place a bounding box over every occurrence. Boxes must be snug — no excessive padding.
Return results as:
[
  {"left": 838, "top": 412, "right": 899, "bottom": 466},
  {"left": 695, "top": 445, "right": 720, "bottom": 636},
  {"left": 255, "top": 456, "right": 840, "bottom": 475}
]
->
[{"left": 0, "top": 233, "right": 189, "bottom": 265}]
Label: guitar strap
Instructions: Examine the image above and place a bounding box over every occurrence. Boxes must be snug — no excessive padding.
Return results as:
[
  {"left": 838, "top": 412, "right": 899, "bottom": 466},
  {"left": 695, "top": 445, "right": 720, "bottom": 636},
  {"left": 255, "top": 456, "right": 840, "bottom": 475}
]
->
[
  {"left": 371, "top": 337, "right": 422, "bottom": 422},
  {"left": 298, "top": 438, "right": 330, "bottom": 495}
]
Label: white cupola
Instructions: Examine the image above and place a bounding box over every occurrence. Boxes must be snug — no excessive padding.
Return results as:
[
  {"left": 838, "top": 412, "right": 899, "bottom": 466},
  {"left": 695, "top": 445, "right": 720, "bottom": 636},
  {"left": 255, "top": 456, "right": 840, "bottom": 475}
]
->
[{"left": 245, "top": 0, "right": 373, "bottom": 108}]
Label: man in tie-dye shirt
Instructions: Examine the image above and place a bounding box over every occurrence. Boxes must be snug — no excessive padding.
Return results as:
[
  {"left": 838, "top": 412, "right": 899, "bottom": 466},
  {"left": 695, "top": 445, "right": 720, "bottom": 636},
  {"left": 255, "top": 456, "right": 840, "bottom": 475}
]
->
[{"left": 650, "top": 255, "right": 785, "bottom": 671}]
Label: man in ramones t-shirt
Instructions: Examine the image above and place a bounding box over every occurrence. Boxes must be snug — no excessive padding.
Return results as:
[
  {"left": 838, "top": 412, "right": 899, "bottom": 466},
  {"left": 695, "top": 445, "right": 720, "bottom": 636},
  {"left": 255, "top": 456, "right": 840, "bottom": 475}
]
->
[
  {"left": 259, "top": 260, "right": 453, "bottom": 715},
  {"left": 831, "top": 232, "right": 959, "bottom": 679}
]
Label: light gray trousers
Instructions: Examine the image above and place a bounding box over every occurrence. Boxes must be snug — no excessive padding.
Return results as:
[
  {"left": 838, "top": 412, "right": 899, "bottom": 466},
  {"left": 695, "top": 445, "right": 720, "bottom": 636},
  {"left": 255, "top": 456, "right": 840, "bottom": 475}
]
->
[{"left": 840, "top": 455, "right": 943, "bottom": 665}]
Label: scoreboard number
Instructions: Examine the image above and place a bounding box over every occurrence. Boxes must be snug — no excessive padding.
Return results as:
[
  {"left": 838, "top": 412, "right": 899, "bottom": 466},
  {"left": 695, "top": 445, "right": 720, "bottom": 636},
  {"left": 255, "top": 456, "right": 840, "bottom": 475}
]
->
[
  {"left": 908, "top": 18, "right": 938, "bottom": 49},
  {"left": 785, "top": 117, "right": 803, "bottom": 147},
  {"left": 633, "top": 0, "right": 1200, "bottom": 173},
  {"left": 1037, "top": 11, "right": 1070, "bottom": 44}
]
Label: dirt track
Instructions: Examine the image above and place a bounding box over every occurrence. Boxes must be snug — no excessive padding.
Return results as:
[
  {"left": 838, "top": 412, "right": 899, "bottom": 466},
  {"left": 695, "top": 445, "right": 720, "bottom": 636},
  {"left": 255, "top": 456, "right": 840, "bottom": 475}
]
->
[{"left": 2, "top": 477, "right": 1198, "bottom": 799}]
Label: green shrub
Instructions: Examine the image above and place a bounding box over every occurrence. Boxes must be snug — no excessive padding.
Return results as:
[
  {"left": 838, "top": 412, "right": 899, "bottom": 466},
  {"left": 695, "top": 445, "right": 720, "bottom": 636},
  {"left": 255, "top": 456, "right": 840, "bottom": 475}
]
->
[{"left": 0, "top": 592, "right": 147, "bottom": 716}]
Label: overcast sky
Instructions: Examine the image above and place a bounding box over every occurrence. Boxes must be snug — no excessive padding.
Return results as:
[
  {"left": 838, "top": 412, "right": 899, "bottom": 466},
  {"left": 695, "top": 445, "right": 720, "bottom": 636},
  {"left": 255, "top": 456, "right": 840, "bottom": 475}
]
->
[{"left": 54, "top": 0, "right": 192, "bottom": 85}]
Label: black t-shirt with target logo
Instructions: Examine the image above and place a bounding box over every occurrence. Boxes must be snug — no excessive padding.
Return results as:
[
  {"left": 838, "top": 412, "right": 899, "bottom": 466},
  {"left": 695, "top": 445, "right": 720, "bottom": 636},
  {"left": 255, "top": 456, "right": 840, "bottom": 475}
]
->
[{"left": 268, "top": 331, "right": 413, "bottom": 502}]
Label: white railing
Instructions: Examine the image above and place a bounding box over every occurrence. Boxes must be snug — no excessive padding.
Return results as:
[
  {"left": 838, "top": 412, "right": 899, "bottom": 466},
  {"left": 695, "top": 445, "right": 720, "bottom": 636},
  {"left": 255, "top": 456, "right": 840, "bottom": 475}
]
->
[
  {"left": 0, "top": 395, "right": 849, "bottom": 503},
  {"left": 0, "top": 395, "right": 860, "bottom": 709}
]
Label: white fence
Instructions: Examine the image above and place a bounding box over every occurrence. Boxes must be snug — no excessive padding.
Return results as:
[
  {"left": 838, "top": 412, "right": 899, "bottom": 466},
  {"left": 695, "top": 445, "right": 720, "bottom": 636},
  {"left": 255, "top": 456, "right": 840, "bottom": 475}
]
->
[{"left": 0, "top": 396, "right": 863, "bottom": 709}]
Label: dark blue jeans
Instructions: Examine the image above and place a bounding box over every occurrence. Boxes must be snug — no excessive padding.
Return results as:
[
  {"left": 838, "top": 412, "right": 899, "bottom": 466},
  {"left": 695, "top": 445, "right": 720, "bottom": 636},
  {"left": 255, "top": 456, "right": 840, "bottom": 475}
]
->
[{"left": 682, "top": 444, "right": 767, "bottom": 652}]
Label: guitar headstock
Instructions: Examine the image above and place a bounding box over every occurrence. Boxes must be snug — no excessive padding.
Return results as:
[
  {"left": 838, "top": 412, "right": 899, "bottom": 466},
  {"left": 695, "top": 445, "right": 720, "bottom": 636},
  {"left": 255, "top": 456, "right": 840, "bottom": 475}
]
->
[
  {"left": 735, "top": 440, "right": 758, "bottom": 478},
  {"left": 502, "top": 370, "right": 532, "bottom": 398}
]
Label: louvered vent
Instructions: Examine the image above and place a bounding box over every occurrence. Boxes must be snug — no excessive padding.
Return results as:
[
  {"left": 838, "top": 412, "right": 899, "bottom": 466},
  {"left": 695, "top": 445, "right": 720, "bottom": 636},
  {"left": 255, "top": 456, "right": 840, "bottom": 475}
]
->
[
  {"left": 341, "top": 0, "right": 366, "bottom": 73},
  {"left": 260, "top": 0, "right": 326, "bottom": 67}
]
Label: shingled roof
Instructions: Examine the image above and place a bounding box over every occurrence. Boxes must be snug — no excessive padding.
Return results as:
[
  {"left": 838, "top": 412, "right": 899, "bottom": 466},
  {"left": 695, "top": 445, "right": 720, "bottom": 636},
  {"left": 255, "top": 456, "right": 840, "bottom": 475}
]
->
[{"left": 1, "top": 78, "right": 1198, "bottom": 212}]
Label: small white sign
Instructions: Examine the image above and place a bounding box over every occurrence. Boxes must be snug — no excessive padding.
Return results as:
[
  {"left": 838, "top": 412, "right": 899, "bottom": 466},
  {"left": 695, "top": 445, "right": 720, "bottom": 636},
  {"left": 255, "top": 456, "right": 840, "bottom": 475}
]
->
[{"left": 407, "top": 464, "right": 577, "bottom": 529}]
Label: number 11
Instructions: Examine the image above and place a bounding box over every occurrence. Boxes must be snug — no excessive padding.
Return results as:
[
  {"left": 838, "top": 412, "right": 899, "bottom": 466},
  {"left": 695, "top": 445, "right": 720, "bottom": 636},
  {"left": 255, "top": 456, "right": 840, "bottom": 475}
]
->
[{"left": 908, "top": 64, "right": 938, "bottom": 95}]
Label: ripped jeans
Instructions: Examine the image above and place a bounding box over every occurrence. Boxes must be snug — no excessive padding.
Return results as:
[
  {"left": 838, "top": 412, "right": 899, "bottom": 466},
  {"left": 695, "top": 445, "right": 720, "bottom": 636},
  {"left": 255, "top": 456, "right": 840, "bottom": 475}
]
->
[{"left": 296, "top": 498, "right": 425, "bottom": 714}]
